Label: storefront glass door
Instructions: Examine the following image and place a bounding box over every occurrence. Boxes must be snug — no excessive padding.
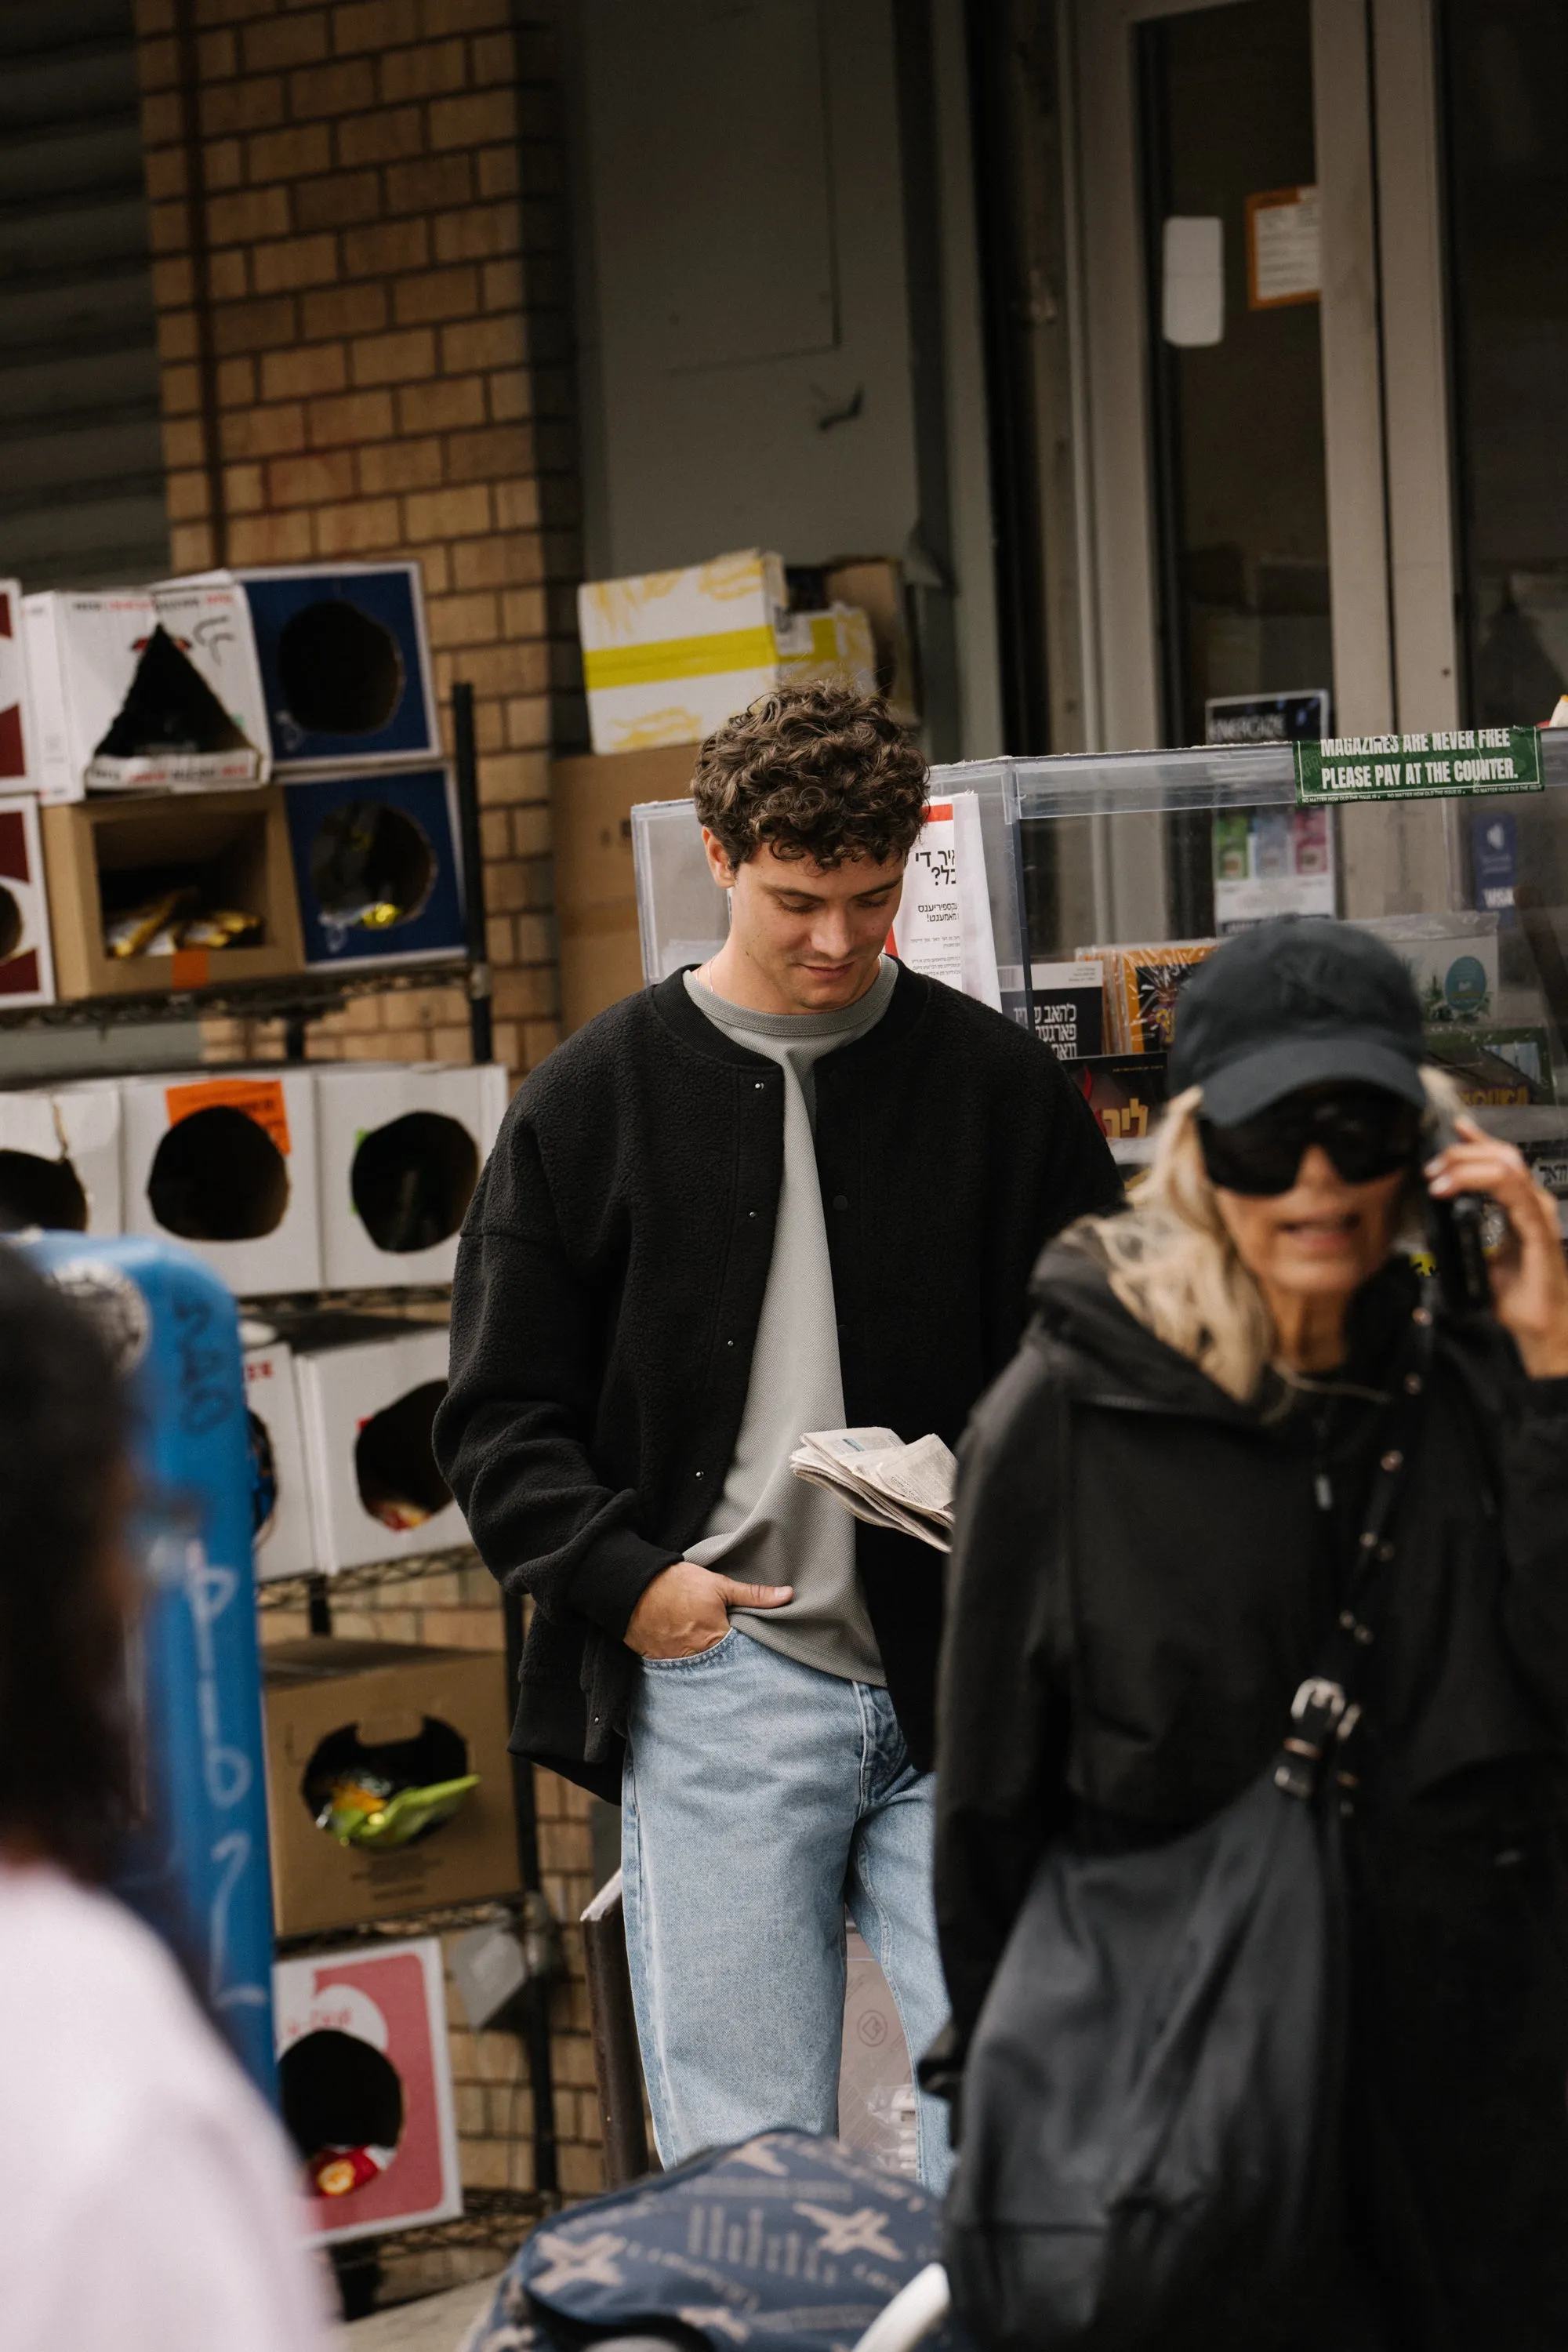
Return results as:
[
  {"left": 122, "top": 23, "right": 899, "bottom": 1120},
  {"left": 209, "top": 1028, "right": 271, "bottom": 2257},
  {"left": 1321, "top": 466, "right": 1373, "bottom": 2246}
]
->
[{"left": 1137, "top": 0, "right": 1332, "bottom": 747}]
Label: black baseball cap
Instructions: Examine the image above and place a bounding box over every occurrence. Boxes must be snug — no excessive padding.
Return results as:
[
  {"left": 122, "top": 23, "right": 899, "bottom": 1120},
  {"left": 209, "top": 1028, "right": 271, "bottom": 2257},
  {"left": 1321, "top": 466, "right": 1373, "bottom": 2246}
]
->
[{"left": 1169, "top": 916, "right": 1427, "bottom": 1125}]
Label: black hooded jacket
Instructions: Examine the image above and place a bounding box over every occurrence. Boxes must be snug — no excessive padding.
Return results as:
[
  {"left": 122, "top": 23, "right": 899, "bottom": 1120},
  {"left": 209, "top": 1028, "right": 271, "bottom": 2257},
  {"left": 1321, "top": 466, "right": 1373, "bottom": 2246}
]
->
[{"left": 936, "top": 1243, "right": 1568, "bottom": 2344}]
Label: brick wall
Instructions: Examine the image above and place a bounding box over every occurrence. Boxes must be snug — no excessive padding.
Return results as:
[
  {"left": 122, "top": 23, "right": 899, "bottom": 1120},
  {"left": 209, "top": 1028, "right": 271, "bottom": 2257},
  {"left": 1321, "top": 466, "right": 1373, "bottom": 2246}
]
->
[
  {"left": 133, "top": 0, "right": 586, "bottom": 1078},
  {"left": 135, "top": 0, "right": 608, "bottom": 2232}
]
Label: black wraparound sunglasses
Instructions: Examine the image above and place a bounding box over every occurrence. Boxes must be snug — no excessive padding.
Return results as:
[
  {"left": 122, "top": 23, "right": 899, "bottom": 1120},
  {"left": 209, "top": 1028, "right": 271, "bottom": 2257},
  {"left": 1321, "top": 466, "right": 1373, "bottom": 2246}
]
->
[{"left": 1198, "top": 1085, "right": 1425, "bottom": 1196}]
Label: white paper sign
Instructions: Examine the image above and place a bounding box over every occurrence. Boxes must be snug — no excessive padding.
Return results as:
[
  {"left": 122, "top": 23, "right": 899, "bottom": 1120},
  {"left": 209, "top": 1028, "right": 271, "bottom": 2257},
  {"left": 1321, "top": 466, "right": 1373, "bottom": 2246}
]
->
[{"left": 888, "top": 791, "right": 1001, "bottom": 1010}]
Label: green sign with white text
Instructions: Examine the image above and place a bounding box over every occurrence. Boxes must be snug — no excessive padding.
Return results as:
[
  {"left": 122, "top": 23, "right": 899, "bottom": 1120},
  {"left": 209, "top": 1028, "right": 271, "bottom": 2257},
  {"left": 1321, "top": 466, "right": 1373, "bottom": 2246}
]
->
[{"left": 1294, "top": 727, "right": 1542, "bottom": 804}]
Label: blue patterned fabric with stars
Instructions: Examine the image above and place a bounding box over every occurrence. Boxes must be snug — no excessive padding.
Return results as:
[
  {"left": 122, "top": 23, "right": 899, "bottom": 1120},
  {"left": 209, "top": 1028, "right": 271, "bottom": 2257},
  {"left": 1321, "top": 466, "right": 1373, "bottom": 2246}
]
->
[{"left": 467, "top": 2132, "right": 974, "bottom": 2352}]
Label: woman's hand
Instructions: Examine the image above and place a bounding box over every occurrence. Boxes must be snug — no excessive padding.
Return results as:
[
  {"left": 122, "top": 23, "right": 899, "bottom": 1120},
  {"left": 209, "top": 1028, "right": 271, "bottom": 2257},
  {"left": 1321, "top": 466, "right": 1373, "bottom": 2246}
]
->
[{"left": 1425, "top": 1115, "right": 1568, "bottom": 1377}]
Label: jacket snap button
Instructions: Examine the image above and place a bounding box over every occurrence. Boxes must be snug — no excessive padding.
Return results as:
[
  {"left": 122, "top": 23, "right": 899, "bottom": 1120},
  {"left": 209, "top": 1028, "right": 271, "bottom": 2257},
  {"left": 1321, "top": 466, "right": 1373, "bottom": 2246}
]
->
[
  {"left": 754, "top": 1081, "right": 764, "bottom": 1090},
  {"left": 1404, "top": 1373, "right": 1423, "bottom": 1394},
  {"left": 1377, "top": 1541, "right": 1395, "bottom": 1562},
  {"left": 694, "top": 1469, "right": 705, "bottom": 1479},
  {"left": 726, "top": 1338, "right": 735, "bottom": 1347},
  {"left": 748, "top": 1210, "right": 758, "bottom": 1219},
  {"left": 1381, "top": 1449, "right": 1403, "bottom": 1472},
  {"left": 833, "top": 1193, "right": 848, "bottom": 1211}
]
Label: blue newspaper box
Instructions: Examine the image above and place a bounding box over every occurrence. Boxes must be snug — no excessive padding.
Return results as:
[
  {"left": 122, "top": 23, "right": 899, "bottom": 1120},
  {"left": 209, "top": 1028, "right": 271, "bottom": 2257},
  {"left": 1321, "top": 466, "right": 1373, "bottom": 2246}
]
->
[{"left": 18, "top": 1233, "right": 276, "bottom": 2099}]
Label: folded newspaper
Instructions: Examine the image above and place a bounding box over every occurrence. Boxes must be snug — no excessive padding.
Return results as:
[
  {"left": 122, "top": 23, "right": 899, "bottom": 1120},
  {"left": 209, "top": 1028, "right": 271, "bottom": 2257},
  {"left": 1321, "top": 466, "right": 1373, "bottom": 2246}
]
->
[{"left": 789, "top": 1427, "right": 957, "bottom": 1554}]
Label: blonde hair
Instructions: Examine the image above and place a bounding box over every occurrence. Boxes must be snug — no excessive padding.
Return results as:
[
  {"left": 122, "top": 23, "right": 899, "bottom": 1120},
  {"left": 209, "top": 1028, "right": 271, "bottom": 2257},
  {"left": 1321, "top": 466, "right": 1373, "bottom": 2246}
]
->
[{"left": 1068, "top": 1069, "right": 1461, "bottom": 1403}]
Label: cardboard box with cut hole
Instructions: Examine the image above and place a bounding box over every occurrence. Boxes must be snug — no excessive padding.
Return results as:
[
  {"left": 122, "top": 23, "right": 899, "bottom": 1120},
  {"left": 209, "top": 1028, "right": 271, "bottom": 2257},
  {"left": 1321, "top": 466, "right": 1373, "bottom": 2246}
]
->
[
  {"left": 120, "top": 1068, "right": 323, "bottom": 1295},
  {"left": 274, "top": 1933, "right": 463, "bottom": 2242},
  {"left": 550, "top": 743, "right": 699, "bottom": 1033},
  {"left": 313, "top": 1061, "right": 510, "bottom": 1289},
  {"left": 292, "top": 1316, "right": 461, "bottom": 1570},
  {"left": 0, "top": 795, "right": 54, "bottom": 1007},
  {"left": 264, "top": 1640, "right": 519, "bottom": 1938},
  {"left": 170, "top": 563, "right": 439, "bottom": 773},
  {"left": 40, "top": 786, "right": 305, "bottom": 1002},
  {"left": 243, "top": 1331, "right": 317, "bottom": 1581},
  {"left": 0, "top": 581, "right": 38, "bottom": 791},
  {"left": 20, "top": 584, "right": 269, "bottom": 800},
  {"left": 0, "top": 1080, "right": 121, "bottom": 1233},
  {"left": 283, "top": 766, "right": 464, "bottom": 971}
]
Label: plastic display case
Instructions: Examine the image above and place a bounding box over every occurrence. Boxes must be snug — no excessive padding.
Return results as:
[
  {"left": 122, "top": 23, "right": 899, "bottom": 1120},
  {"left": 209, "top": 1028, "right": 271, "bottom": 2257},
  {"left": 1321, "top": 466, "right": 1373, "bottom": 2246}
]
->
[
  {"left": 1000, "top": 731, "right": 1568, "bottom": 1190},
  {"left": 630, "top": 766, "right": 1031, "bottom": 1024}
]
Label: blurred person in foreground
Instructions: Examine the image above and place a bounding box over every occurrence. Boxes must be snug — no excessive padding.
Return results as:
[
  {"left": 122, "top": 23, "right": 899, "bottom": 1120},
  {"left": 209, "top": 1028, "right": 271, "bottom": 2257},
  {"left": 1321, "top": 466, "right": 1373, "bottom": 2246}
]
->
[
  {"left": 936, "top": 918, "right": 1568, "bottom": 2345},
  {"left": 437, "top": 683, "right": 1119, "bottom": 2188},
  {"left": 0, "top": 1247, "right": 328, "bottom": 2352}
]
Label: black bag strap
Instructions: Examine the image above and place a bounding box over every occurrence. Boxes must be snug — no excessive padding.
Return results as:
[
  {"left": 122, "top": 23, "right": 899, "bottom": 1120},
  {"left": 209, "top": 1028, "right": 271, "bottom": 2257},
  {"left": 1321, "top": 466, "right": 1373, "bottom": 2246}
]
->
[{"left": 1274, "top": 1285, "right": 1436, "bottom": 1806}]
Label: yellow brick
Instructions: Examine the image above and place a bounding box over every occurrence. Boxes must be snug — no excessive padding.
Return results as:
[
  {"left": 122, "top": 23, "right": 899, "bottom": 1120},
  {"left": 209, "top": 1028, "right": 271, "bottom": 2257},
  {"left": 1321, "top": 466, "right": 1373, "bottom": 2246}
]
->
[
  {"left": 476, "top": 749, "right": 547, "bottom": 805},
  {"left": 152, "top": 256, "right": 197, "bottom": 312},
  {"left": 222, "top": 461, "right": 266, "bottom": 514},
  {"left": 452, "top": 532, "right": 542, "bottom": 592},
  {"left": 307, "top": 387, "right": 395, "bottom": 447},
  {"left": 511, "top": 804, "right": 552, "bottom": 858},
  {"left": 315, "top": 497, "right": 403, "bottom": 556},
  {"left": 359, "top": 436, "right": 445, "bottom": 494},
  {"left": 380, "top": 35, "right": 466, "bottom": 100},
  {"left": 428, "top": 89, "right": 514, "bottom": 151},
  {"left": 350, "top": 326, "right": 437, "bottom": 386},
  {"left": 475, "top": 143, "right": 520, "bottom": 202},
  {"left": 512, "top": 910, "right": 555, "bottom": 962},
  {"left": 242, "top": 9, "right": 328, "bottom": 72},
  {"left": 252, "top": 232, "right": 339, "bottom": 294},
  {"left": 199, "top": 75, "right": 286, "bottom": 140},
  {"left": 440, "top": 313, "right": 523, "bottom": 373},
  {"left": 220, "top": 402, "right": 307, "bottom": 459},
  {"left": 142, "top": 148, "right": 187, "bottom": 204},
  {"left": 434, "top": 201, "right": 518, "bottom": 266},
  {"left": 294, "top": 168, "right": 382, "bottom": 232},
  {"left": 342, "top": 217, "right": 429, "bottom": 278},
  {"left": 459, "top": 2139, "right": 510, "bottom": 2190},
  {"left": 481, "top": 257, "right": 523, "bottom": 313},
  {"left": 169, "top": 521, "right": 217, "bottom": 571},
  {"left": 402, "top": 482, "right": 492, "bottom": 539},
  {"left": 394, "top": 265, "right": 480, "bottom": 325},
  {"left": 422, "top": 0, "right": 512, "bottom": 32},
  {"left": 337, "top": 103, "right": 425, "bottom": 169},
  {"left": 470, "top": 30, "right": 516, "bottom": 86},
  {"left": 208, "top": 183, "right": 292, "bottom": 246},
  {"left": 492, "top": 477, "right": 540, "bottom": 532},
  {"left": 288, "top": 56, "right": 376, "bottom": 119},
  {"left": 396, "top": 374, "right": 485, "bottom": 434},
  {"left": 521, "top": 1016, "right": 561, "bottom": 1067},
  {"left": 488, "top": 367, "right": 531, "bottom": 423},
  {"left": 161, "top": 361, "right": 201, "bottom": 417},
  {"left": 205, "top": 137, "right": 245, "bottom": 192},
  {"left": 245, "top": 122, "right": 332, "bottom": 182},
  {"left": 227, "top": 510, "right": 315, "bottom": 565},
  {"left": 500, "top": 586, "right": 546, "bottom": 637},
  {"left": 558, "top": 2143, "right": 606, "bottom": 2198},
  {"left": 302, "top": 281, "right": 387, "bottom": 338},
  {"left": 207, "top": 248, "right": 249, "bottom": 301},
  {"left": 335, "top": 0, "right": 419, "bottom": 53},
  {"left": 165, "top": 466, "right": 211, "bottom": 523},
  {"left": 215, "top": 354, "right": 257, "bottom": 408},
  {"left": 386, "top": 152, "right": 473, "bottom": 213},
  {"left": 212, "top": 295, "right": 298, "bottom": 357},
  {"left": 260, "top": 341, "right": 347, "bottom": 400},
  {"left": 426, "top": 590, "right": 499, "bottom": 648}
]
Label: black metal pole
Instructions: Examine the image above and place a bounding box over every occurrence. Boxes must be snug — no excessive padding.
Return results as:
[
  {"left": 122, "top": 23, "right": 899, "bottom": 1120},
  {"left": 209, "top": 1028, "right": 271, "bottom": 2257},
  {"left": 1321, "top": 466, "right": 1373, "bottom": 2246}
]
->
[
  {"left": 452, "top": 681, "right": 493, "bottom": 1065},
  {"left": 503, "top": 1591, "right": 561, "bottom": 2205}
]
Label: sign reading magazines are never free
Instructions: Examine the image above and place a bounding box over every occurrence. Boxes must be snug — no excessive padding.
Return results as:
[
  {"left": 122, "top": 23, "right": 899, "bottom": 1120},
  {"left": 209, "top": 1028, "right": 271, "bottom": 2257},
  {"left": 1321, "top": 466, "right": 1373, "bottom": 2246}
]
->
[{"left": 1294, "top": 728, "right": 1542, "bottom": 805}]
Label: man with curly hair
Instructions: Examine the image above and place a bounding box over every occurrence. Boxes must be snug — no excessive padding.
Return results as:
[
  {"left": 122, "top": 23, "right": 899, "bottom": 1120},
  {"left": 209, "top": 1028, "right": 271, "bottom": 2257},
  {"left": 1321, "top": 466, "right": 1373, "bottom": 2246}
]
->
[{"left": 437, "top": 682, "right": 1118, "bottom": 2186}]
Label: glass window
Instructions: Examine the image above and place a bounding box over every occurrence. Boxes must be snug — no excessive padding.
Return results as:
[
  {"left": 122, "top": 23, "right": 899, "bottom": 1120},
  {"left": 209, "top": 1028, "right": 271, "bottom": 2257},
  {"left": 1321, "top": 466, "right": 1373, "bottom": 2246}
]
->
[{"left": 1443, "top": 0, "right": 1568, "bottom": 727}]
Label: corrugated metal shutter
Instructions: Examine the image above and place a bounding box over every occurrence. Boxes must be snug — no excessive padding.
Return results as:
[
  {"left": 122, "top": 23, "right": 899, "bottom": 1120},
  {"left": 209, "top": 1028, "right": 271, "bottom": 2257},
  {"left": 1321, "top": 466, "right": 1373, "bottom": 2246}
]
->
[{"left": 0, "top": 0, "right": 170, "bottom": 588}]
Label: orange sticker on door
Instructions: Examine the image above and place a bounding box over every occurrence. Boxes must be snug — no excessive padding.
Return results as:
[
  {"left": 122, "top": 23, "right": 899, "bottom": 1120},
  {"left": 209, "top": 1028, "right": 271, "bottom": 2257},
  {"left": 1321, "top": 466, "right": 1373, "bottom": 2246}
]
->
[{"left": 164, "top": 1076, "right": 292, "bottom": 1155}]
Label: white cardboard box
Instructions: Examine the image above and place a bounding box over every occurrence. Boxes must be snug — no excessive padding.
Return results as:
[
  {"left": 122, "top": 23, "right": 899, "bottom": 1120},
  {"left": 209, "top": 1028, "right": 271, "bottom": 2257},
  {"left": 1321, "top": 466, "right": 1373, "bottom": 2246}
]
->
[
  {"left": 0, "top": 793, "right": 55, "bottom": 1007},
  {"left": 579, "top": 547, "right": 797, "bottom": 754},
  {"left": 120, "top": 1069, "right": 322, "bottom": 1296},
  {"left": 20, "top": 584, "right": 269, "bottom": 801},
  {"left": 274, "top": 1936, "right": 462, "bottom": 2246},
  {"left": 242, "top": 1332, "right": 317, "bottom": 1581},
  {"left": 314, "top": 1062, "right": 509, "bottom": 1289},
  {"left": 293, "top": 1319, "right": 462, "bottom": 1571},
  {"left": 0, "top": 1080, "right": 121, "bottom": 1232},
  {"left": 0, "top": 581, "right": 38, "bottom": 790}
]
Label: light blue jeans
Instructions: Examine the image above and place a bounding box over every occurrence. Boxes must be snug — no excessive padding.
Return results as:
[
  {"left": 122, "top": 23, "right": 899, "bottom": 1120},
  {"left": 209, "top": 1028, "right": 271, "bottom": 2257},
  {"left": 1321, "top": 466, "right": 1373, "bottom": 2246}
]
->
[{"left": 621, "top": 1628, "right": 953, "bottom": 2192}]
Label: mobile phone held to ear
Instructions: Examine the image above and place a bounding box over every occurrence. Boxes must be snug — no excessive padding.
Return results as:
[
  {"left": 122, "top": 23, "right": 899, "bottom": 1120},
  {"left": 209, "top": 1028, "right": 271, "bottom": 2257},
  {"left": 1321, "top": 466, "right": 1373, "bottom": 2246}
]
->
[{"left": 1424, "top": 1108, "right": 1494, "bottom": 1316}]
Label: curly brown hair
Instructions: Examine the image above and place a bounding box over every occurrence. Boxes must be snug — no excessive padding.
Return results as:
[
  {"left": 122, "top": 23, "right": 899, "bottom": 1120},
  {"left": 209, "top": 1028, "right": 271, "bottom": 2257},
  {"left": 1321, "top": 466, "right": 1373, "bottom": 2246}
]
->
[{"left": 691, "top": 681, "right": 928, "bottom": 870}]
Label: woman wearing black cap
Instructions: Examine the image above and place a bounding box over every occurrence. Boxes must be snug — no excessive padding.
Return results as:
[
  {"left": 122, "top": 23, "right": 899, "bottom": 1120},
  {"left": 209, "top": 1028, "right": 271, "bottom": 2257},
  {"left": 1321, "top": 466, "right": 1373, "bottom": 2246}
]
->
[{"left": 934, "top": 916, "right": 1568, "bottom": 2347}]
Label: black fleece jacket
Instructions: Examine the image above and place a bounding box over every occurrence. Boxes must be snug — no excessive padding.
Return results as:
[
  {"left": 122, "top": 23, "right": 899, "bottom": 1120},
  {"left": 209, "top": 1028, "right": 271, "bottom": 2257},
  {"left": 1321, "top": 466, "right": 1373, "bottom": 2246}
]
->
[{"left": 433, "top": 965, "right": 1120, "bottom": 1797}]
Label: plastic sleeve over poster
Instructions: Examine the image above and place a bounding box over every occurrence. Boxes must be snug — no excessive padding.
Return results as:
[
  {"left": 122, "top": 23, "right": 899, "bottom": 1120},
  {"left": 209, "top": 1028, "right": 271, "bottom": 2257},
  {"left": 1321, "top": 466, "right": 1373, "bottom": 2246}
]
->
[{"left": 16, "top": 1232, "right": 276, "bottom": 2100}]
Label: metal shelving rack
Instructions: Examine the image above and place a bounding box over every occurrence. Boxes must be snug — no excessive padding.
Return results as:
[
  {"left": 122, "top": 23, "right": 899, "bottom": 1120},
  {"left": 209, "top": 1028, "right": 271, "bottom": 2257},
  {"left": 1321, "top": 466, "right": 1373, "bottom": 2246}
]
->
[{"left": 5, "top": 682, "right": 560, "bottom": 2296}]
